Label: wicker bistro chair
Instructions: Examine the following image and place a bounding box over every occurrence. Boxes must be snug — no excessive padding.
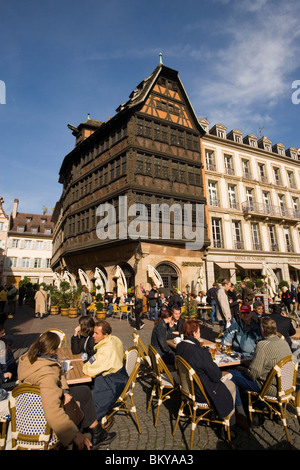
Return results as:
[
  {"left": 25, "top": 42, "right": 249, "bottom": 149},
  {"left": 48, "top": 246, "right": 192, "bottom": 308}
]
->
[
  {"left": 111, "top": 303, "right": 121, "bottom": 319},
  {"left": 101, "top": 347, "right": 142, "bottom": 434},
  {"left": 132, "top": 331, "right": 153, "bottom": 377},
  {"left": 8, "top": 384, "right": 60, "bottom": 450},
  {"left": 41, "top": 328, "right": 67, "bottom": 347},
  {"left": 0, "top": 414, "right": 9, "bottom": 450},
  {"left": 119, "top": 305, "right": 132, "bottom": 321},
  {"left": 248, "top": 355, "right": 298, "bottom": 445},
  {"left": 173, "top": 355, "right": 232, "bottom": 450},
  {"left": 147, "top": 345, "right": 178, "bottom": 427}
]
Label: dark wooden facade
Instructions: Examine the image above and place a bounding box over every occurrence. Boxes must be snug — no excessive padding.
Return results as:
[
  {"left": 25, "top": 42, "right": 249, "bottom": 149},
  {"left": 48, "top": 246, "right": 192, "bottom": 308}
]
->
[{"left": 51, "top": 64, "right": 210, "bottom": 292}]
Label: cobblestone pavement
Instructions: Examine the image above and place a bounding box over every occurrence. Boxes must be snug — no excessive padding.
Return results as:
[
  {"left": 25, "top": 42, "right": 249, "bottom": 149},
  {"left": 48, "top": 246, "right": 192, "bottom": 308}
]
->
[{"left": 4, "top": 304, "right": 300, "bottom": 452}]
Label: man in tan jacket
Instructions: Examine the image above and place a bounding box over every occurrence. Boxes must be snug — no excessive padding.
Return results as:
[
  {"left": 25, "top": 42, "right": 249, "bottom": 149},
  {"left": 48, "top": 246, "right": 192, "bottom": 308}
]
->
[{"left": 83, "top": 320, "right": 128, "bottom": 426}]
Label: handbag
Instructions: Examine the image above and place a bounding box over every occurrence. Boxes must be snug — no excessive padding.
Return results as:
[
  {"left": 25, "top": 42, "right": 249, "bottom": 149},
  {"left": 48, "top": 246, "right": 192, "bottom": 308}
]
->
[{"left": 64, "top": 397, "right": 84, "bottom": 426}]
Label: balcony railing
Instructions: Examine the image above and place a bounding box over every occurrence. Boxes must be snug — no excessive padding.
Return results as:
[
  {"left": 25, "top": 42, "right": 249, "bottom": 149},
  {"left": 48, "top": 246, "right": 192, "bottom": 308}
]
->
[
  {"left": 242, "top": 201, "right": 300, "bottom": 220},
  {"left": 234, "top": 240, "right": 244, "bottom": 249},
  {"left": 209, "top": 198, "right": 220, "bottom": 207}
]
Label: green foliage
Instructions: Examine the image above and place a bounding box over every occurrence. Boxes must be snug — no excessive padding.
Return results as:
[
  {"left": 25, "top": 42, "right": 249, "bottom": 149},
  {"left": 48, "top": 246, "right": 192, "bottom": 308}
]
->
[
  {"left": 95, "top": 293, "right": 104, "bottom": 311},
  {"left": 278, "top": 280, "right": 289, "bottom": 290}
]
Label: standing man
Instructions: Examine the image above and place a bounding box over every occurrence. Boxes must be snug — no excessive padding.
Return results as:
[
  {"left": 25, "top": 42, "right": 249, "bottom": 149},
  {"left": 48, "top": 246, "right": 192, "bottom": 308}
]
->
[
  {"left": 216, "top": 279, "right": 232, "bottom": 330},
  {"left": 281, "top": 286, "right": 293, "bottom": 315},
  {"left": 240, "top": 280, "right": 255, "bottom": 306},
  {"left": 34, "top": 286, "right": 47, "bottom": 319},
  {"left": 206, "top": 282, "right": 219, "bottom": 324},
  {"left": 83, "top": 320, "right": 128, "bottom": 429},
  {"left": 147, "top": 285, "right": 159, "bottom": 321}
]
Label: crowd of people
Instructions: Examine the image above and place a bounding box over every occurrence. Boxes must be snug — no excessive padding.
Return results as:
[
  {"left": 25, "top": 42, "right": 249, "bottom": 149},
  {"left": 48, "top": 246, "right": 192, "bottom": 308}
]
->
[{"left": 0, "top": 276, "right": 299, "bottom": 449}]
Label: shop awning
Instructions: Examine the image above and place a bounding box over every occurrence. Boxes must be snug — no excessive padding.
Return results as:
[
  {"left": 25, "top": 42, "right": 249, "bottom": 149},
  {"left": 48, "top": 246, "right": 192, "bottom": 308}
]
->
[
  {"left": 289, "top": 264, "right": 300, "bottom": 270},
  {"left": 215, "top": 262, "right": 236, "bottom": 270},
  {"left": 235, "top": 263, "right": 262, "bottom": 270}
]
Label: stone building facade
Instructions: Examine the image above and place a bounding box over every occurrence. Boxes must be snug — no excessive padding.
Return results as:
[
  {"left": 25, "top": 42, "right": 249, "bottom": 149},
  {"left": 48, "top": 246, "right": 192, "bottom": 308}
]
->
[
  {"left": 199, "top": 119, "right": 300, "bottom": 288},
  {"left": 51, "top": 64, "right": 210, "bottom": 293}
]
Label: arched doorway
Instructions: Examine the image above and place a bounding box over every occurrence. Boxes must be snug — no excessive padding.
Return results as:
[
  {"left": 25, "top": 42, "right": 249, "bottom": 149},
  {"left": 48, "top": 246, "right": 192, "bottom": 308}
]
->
[{"left": 156, "top": 263, "right": 178, "bottom": 292}]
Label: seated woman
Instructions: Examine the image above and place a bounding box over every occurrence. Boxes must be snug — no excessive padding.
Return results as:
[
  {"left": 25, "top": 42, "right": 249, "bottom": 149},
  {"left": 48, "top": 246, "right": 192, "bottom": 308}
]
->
[
  {"left": 175, "top": 320, "right": 236, "bottom": 427},
  {"left": 150, "top": 310, "right": 175, "bottom": 365},
  {"left": 0, "top": 323, "right": 17, "bottom": 385},
  {"left": 71, "top": 316, "right": 96, "bottom": 361},
  {"left": 17, "top": 331, "right": 116, "bottom": 450}
]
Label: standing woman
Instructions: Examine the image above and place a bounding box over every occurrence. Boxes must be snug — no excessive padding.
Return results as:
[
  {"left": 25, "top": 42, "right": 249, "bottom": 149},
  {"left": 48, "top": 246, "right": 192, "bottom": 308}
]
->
[
  {"left": 34, "top": 286, "right": 47, "bottom": 319},
  {"left": 17, "top": 331, "right": 116, "bottom": 450},
  {"left": 134, "top": 285, "right": 144, "bottom": 331}
]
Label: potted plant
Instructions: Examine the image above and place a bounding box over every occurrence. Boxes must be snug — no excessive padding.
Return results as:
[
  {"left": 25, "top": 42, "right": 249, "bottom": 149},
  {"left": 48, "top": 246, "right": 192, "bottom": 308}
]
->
[
  {"left": 95, "top": 293, "right": 106, "bottom": 319},
  {"left": 48, "top": 285, "right": 60, "bottom": 315},
  {"left": 68, "top": 286, "right": 81, "bottom": 318},
  {"left": 58, "top": 281, "right": 72, "bottom": 316}
]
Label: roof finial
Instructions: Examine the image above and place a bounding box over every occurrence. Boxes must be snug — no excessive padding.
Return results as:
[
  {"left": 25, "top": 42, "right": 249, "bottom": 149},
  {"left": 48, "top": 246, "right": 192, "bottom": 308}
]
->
[{"left": 159, "top": 52, "right": 163, "bottom": 64}]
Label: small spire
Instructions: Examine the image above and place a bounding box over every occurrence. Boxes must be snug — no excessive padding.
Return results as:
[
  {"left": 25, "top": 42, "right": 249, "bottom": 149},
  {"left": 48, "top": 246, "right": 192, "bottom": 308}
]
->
[
  {"left": 159, "top": 52, "right": 163, "bottom": 64},
  {"left": 87, "top": 113, "right": 90, "bottom": 120}
]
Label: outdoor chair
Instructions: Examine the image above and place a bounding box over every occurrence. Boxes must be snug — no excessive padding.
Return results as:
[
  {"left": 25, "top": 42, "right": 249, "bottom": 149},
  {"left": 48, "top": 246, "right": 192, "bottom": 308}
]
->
[
  {"left": 132, "top": 331, "right": 153, "bottom": 377},
  {"left": 41, "top": 328, "right": 67, "bottom": 347},
  {"left": 8, "top": 384, "right": 60, "bottom": 450},
  {"left": 173, "top": 355, "right": 232, "bottom": 450},
  {"left": 119, "top": 305, "right": 131, "bottom": 321},
  {"left": 0, "top": 414, "right": 9, "bottom": 450},
  {"left": 111, "top": 303, "right": 120, "bottom": 319},
  {"left": 248, "top": 355, "right": 298, "bottom": 445},
  {"left": 101, "top": 346, "right": 141, "bottom": 433},
  {"left": 147, "top": 344, "right": 178, "bottom": 427}
]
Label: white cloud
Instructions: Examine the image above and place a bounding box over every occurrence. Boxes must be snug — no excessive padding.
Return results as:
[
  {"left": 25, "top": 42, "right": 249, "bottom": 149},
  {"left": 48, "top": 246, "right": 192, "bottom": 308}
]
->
[{"left": 190, "top": 0, "right": 300, "bottom": 134}]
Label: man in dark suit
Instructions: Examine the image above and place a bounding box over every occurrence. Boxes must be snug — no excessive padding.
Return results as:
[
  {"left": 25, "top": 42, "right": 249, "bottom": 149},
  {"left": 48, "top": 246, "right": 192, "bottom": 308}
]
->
[{"left": 264, "top": 303, "right": 296, "bottom": 350}]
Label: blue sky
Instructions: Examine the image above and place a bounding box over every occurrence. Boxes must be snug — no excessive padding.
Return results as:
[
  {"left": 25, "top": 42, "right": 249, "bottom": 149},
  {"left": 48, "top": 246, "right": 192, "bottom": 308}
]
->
[{"left": 1, "top": 0, "right": 300, "bottom": 215}]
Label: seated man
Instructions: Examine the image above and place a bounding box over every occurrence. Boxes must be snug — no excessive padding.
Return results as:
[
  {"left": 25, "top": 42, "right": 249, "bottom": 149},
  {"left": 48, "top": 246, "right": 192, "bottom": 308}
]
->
[
  {"left": 222, "top": 304, "right": 263, "bottom": 356},
  {"left": 228, "top": 316, "right": 292, "bottom": 416},
  {"left": 264, "top": 303, "right": 296, "bottom": 351},
  {"left": 167, "top": 306, "right": 185, "bottom": 339},
  {"left": 151, "top": 310, "right": 175, "bottom": 365},
  {"left": 107, "top": 294, "right": 120, "bottom": 316},
  {"left": 251, "top": 301, "right": 264, "bottom": 321},
  {"left": 83, "top": 320, "right": 128, "bottom": 427}
]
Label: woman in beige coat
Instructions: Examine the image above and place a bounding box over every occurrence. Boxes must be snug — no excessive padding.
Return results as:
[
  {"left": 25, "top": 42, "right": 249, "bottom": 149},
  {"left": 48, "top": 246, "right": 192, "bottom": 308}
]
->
[
  {"left": 34, "top": 286, "right": 47, "bottom": 319},
  {"left": 17, "top": 332, "right": 116, "bottom": 449}
]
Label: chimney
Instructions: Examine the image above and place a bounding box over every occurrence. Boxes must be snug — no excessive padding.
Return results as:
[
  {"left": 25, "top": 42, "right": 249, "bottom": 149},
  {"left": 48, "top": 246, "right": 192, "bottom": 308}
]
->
[{"left": 12, "top": 198, "right": 19, "bottom": 219}]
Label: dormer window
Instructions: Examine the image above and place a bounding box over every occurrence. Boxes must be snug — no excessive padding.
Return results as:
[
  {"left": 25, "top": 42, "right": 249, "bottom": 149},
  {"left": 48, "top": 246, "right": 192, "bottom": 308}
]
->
[{"left": 18, "top": 226, "right": 24, "bottom": 232}]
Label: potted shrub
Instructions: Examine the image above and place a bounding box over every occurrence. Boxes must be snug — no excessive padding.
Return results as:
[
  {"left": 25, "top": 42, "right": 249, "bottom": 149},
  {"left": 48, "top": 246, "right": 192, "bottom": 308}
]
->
[
  {"left": 68, "top": 286, "right": 81, "bottom": 318},
  {"left": 95, "top": 293, "right": 106, "bottom": 319},
  {"left": 48, "top": 285, "right": 60, "bottom": 315},
  {"left": 58, "top": 281, "right": 72, "bottom": 316}
]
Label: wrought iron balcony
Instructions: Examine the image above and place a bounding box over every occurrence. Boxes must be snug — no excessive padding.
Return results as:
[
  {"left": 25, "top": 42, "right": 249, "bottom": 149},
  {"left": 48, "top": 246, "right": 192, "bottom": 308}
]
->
[
  {"left": 242, "top": 201, "right": 300, "bottom": 220},
  {"left": 234, "top": 240, "right": 244, "bottom": 249}
]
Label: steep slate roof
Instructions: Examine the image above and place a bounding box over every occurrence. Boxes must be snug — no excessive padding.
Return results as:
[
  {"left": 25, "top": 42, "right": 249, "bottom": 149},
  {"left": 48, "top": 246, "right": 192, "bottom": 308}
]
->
[
  {"left": 9, "top": 212, "right": 54, "bottom": 235},
  {"left": 58, "top": 63, "right": 206, "bottom": 180}
]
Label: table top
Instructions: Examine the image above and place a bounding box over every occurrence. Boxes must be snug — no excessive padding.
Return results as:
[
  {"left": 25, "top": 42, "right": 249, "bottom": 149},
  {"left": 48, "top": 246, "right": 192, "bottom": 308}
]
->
[
  {"left": 64, "top": 360, "right": 92, "bottom": 385},
  {"left": 57, "top": 347, "right": 82, "bottom": 361},
  {"left": 167, "top": 338, "right": 252, "bottom": 368},
  {"left": 57, "top": 347, "right": 92, "bottom": 385}
]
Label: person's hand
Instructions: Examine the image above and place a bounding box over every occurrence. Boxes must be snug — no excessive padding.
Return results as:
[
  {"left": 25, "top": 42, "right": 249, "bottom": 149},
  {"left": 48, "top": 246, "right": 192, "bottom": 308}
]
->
[
  {"left": 73, "top": 432, "right": 92, "bottom": 450},
  {"left": 74, "top": 325, "right": 81, "bottom": 336},
  {"left": 63, "top": 393, "right": 73, "bottom": 405},
  {"left": 4, "top": 372, "right": 12, "bottom": 380}
]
